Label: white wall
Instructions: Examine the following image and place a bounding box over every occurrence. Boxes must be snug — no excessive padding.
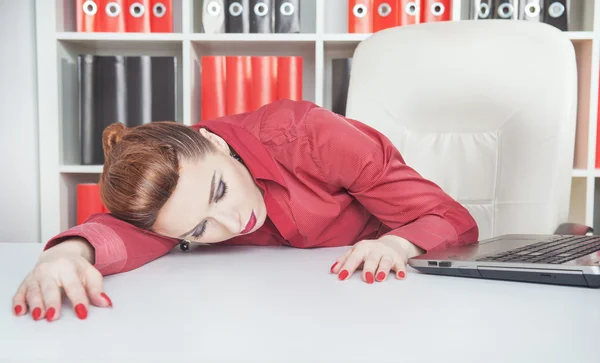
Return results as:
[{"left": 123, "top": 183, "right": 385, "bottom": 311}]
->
[{"left": 0, "top": 0, "right": 40, "bottom": 243}]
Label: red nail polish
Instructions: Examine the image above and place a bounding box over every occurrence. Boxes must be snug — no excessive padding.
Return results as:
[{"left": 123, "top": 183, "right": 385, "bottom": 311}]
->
[
  {"left": 75, "top": 304, "right": 88, "bottom": 320},
  {"left": 376, "top": 272, "right": 386, "bottom": 281},
  {"left": 338, "top": 270, "right": 349, "bottom": 280},
  {"left": 101, "top": 293, "right": 113, "bottom": 307},
  {"left": 397, "top": 271, "right": 406, "bottom": 279},
  {"left": 14, "top": 305, "right": 22, "bottom": 315},
  {"left": 46, "top": 307, "right": 56, "bottom": 321},
  {"left": 330, "top": 262, "right": 338, "bottom": 273},
  {"left": 32, "top": 307, "right": 41, "bottom": 320},
  {"left": 365, "top": 272, "right": 374, "bottom": 284}
]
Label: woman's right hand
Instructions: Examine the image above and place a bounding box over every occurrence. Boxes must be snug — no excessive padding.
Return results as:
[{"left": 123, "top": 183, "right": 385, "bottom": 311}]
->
[{"left": 12, "top": 238, "right": 113, "bottom": 322}]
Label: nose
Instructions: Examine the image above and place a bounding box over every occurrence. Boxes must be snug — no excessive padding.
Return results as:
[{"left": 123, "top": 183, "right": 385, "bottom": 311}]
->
[{"left": 212, "top": 209, "right": 240, "bottom": 235}]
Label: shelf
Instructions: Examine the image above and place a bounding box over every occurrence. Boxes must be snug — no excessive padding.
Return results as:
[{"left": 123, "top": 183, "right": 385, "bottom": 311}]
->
[{"left": 60, "top": 165, "right": 103, "bottom": 174}]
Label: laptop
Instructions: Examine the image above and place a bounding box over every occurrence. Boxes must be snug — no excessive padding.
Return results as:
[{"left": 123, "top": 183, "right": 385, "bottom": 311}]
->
[{"left": 408, "top": 234, "right": 600, "bottom": 288}]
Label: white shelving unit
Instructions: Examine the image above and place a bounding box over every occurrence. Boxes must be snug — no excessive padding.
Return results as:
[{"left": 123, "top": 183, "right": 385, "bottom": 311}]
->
[{"left": 35, "top": 0, "right": 600, "bottom": 243}]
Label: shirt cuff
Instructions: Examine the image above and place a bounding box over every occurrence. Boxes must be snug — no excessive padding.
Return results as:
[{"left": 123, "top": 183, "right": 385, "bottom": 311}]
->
[
  {"left": 382, "top": 215, "right": 459, "bottom": 252},
  {"left": 45, "top": 222, "right": 128, "bottom": 276}
]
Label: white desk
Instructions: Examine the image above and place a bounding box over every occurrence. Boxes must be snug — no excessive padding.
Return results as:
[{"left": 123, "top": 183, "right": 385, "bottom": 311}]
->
[{"left": 1, "top": 242, "right": 599, "bottom": 363}]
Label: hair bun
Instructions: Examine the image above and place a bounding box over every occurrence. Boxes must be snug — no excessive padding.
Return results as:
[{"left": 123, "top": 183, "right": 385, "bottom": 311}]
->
[{"left": 102, "top": 122, "right": 127, "bottom": 162}]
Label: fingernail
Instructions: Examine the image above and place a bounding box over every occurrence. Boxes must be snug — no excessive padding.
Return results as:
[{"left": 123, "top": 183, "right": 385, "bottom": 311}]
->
[
  {"left": 365, "top": 272, "right": 374, "bottom": 284},
  {"left": 32, "top": 307, "right": 41, "bottom": 321},
  {"left": 376, "top": 272, "right": 386, "bottom": 282},
  {"left": 397, "top": 271, "right": 406, "bottom": 279},
  {"left": 330, "top": 262, "right": 338, "bottom": 273},
  {"left": 46, "top": 307, "right": 56, "bottom": 322},
  {"left": 14, "top": 305, "right": 22, "bottom": 315},
  {"left": 338, "top": 270, "right": 349, "bottom": 280},
  {"left": 101, "top": 293, "right": 113, "bottom": 307},
  {"left": 75, "top": 304, "right": 88, "bottom": 320}
]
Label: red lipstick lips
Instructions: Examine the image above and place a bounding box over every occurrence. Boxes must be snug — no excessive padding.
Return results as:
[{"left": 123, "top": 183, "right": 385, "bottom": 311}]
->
[{"left": 241, "top": 211, "right": 256, "bottom": 234}]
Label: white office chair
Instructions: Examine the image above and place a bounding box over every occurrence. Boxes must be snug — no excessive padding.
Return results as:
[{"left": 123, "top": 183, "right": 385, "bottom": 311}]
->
[{"left": 345, "top": 19, "right": 591, "bottom": 241}]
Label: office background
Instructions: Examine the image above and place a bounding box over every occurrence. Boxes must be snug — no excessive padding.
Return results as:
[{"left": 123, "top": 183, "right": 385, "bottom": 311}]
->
[{"left": 0, "top": 0, "right": 597, "bottom": 244}]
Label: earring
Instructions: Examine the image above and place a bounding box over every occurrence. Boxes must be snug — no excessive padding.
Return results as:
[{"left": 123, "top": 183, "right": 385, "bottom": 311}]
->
[{"left": 179, "top": 240, "right": 190, "bottom": 252}]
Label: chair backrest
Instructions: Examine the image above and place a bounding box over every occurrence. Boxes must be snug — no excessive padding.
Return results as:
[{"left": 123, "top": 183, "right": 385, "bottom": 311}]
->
[{"left": 345, "top": 20, "right": 577, "bottom": 241}]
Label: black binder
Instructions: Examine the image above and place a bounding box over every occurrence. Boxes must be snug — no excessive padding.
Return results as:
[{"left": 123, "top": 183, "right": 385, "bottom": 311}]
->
[
  {"left": 331, "top": 58, "right": 352, "bottom": 116},
  {"left": 274, "top": 0, "right": 299, "bottom": 33},
  {"left": 201, "top": 0, "right": 226, "bottom": 33},
  {"left": 249, "top": 0, "right": 273, "bottom": 33},
  {"left": 226, "top": 0, "right": 250, "bottom": 32},
  {"left": 494, "top": 0, "right": 517, "bottom": 19},
  {"left": 151, "top": 57, "right": 177, "bottom": 122},
  {"left": 470, "top": 0, "right": 493, "bottom": 19},
  {"left": 519, "top": 0, "right": 543, "bottom": 21},
  {"left": 79, "top": 55, "right": 128, "bottom": 165},
  {"left": 125, "top": 56, "right": 152, "bottom": 127},
  {"left": 543, "top": 0, "right": 568, "bottom": 30}
]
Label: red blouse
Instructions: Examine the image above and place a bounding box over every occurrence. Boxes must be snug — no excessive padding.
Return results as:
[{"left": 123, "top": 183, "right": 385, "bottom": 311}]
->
[{"left": 45, "top": 100, "right": 479, "bottom": 276}]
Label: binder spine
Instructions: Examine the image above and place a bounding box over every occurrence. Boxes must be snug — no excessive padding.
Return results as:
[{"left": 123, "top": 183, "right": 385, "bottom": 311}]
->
[
  {"left": 421, "top": 0, "right": 451, "bottom": 22},
  {"left": 151, "top": 57, "right": 177, "bottom": 121},
  {"left": 398, "top": 0, "right": 420, "bottom": 25},
  {"left": 201, "top": 56, "right": 227, "bottom": 121},
  {"left": 202, "top": 0, "right": 226, "bottom": 33},
  {"left": 226, "top": 0, "right": 250, "bottom": 32},
  {"left": 470, "top": 0, "right": 493, "bottom": 19},
  {"left": 494, "top": 0, "right": 518, "bottom": 20},
  {"left": 125, "top": 0, "right": 151, "bottom": 32},
  {"left": 251, "top": 56, "right": 277, "bottom": 110},
  {"left": 331, "top": 58, "right": 352, "bottom": 116},
  {"left": 274, "top": 0, "right": 300, "bottom": 33},
  {"left": 543, "top": 0, "right": 568, "bottom": 30},
  {"left": 150, "top": 0, "right": 173, "bottom": 32},
  {"left": 226, "top": 56, "right": 252, "bottom": 115},
  {"left": 77, "top": 0, "right": 100, "bottom": 31},
  {"left": 250, "top": 0, "right": 274, "bottom": 33},
  {"left": 277, "top": 56, "right": 303, "bottom": 101},
  {"left": 99, "top": 0, "right": 126, "bottom": 31},
  {"left": 126, "top": 56, "right": 153, "bottom": 127},
  {"left": 519, "top": 0, "right": 543, "bottom": 21},
  {"left": 348, "top": 0, "right": 373, "bottom": 33},
  {"left": 79, "top": 55, "right": 96, "bottom": 165},
  {"left": 77, "top": 184, "right": 105, "bottom": 225},
  {"left": 373, "top": 0, "right": 399, "bottom": 31}
]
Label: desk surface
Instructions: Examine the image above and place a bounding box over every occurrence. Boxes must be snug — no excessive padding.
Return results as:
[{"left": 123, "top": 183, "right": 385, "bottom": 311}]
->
[{"left": 1, "top": 242, "right": 599, "bottom": 363}]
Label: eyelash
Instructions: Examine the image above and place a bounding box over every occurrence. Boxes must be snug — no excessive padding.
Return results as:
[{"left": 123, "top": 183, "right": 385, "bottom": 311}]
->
[{"left": 191, "top": 180, "right": 228, "bottom": 238}]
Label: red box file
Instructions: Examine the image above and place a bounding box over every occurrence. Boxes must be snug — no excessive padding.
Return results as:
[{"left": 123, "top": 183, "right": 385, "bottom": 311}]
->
[
  {"left": 98, "top": 0, "right": 126, "bottom": 32},
  {"left": 150, "top": 0, "right": 173, "bottom": 32},
  {"left": 251, "top": 56, "right": 278, "bottom": 110},
  {"left": 125, "top": 0, "right": 151, "bottom": 32},
  {"left": 398, "top": 0, "right": 420, "bottom": 25},
  {"left": 373, "top": 0, "right": 399, "bottom": 31},
  {"left": 348, "top": 0, "right": 373, "bottom": 33},
  {"left": 277, "top": 56, "right": 303, "bottom": 101},
  {"left": 76, "top": 0, "right": 100, "bottom": 32},
  {"left": 421, "top": 0, "right": 451, "bottom": 22},
  {"left": 201, "top": 56, "right": 227, "bottom": 121},
  {"left": 77, "top": 184, "right": 105, "bottom": 225},
  {"left": 226, "top": 56, "right": 252, "bottom": 115}
]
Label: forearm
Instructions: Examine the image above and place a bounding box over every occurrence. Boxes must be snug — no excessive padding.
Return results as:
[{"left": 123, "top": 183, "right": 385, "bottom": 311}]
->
[{"left": 43, "top": 237, "right": 95, "bottom": 264}]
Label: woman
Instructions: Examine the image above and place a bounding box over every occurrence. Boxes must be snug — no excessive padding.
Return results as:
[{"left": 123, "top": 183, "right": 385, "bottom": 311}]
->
[{"left": 12, "top": 100, "right": 478, "bottom": 322}]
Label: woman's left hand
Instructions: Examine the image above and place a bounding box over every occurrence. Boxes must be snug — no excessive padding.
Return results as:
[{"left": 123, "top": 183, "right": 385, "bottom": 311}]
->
[{"left": 330, "top": 235, "right": 424, "bottom": 283}]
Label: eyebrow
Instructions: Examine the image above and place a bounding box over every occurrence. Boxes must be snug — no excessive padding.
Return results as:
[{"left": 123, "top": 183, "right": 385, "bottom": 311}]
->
[{"left": 178, "top": 170, "right": 216, "bottom": 239}]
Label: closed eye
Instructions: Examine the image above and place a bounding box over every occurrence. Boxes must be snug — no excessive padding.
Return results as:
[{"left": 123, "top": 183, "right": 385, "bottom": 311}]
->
[{"left": 190, "top": 179, "right": 228, "bottom": 239}]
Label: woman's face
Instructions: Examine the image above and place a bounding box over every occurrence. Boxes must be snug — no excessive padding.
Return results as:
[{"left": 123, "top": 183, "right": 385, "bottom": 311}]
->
[{"left": 153, "top": 129, "right": 267, "bottom": 244}]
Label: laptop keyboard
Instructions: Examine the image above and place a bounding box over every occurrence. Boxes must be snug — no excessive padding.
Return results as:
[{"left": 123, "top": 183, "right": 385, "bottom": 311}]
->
[{"left": 476, "top": 235, "right": 600, "bottom": 264}]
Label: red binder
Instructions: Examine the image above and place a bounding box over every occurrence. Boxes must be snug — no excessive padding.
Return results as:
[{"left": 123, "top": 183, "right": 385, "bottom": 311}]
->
[
  {"left": 226, "top": 56, "right": 252, "bottom": 115},
  {"left": 98, "top": 0, "right": 126, "bottom": 32},
  {"left": 251, "top": 57, "right": 278, "bottom": 110},
  {"left": 421, "top": 0, "right": 451, "bottom": 22},
  {"left": 77, "top": 184, "right": 105, "bottom": 225},
  {"left": 398, "top": 0, "right": 421, "bottom": 25},
  {"left": 277, "top": 56, "right": 303, "bottom": 101},
  {"left": 373, "top": 0, "right": 399, "bottom": 31},
  {"left": 201, "top": 56, "right": 227, "bottom": 121},
  {"left": 125, "top": 0, "right": 151, "bottom": 32},
  {"left": 76, "top": 0, "right": 100, "bottom": 32},
  {"left": 348, "top": 0, "right": 373, "bottom": 33},
  {"left": 150, "top": 0, "right": 173, "bottom": 32}
]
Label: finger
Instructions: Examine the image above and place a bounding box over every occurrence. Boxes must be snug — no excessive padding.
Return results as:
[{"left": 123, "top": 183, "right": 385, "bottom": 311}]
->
[
  {"left": 25, "top": 282, "right": 45, "bottom": 321},
  {"left": 60, "top": 273, "right": 90, "bottom": 320},
  {"left": 393, "top": 259, "right": 407, "bottom": 280},
  {"left": 330, "top": 249, "right": 352, "bottom": 274},
  {"left": 338, "top": 247, "right": 367, "bottom": 281},
  {"left": 376, "top": 255, "right": 394, "bottom": 282},
  {"left": 82, "top": 266, "right": 112, "bottom": 308},
  {"left": 39, "top": 276, "right": 62, "bottom": 322},
  {"left": 362, "top": 250, "right": 382, "bottom": 284},
  {"left": 12, "top": 280, "right": 29, "bottom": 316}
]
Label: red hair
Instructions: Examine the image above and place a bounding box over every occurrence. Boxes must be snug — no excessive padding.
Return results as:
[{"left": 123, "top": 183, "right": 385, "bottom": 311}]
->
[{"left": 99, "top": 121, "right": 215, "bottom": 230}]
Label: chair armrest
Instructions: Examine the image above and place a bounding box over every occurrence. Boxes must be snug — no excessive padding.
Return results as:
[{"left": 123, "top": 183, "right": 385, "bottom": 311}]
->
[{"left": 554, "top": 223, "right": 594, "bottom": 235}]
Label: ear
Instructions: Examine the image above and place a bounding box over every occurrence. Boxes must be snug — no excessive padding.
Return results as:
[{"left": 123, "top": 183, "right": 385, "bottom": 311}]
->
[{"left": 199, "top": 128, "right": 230, "bottom": 154}]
